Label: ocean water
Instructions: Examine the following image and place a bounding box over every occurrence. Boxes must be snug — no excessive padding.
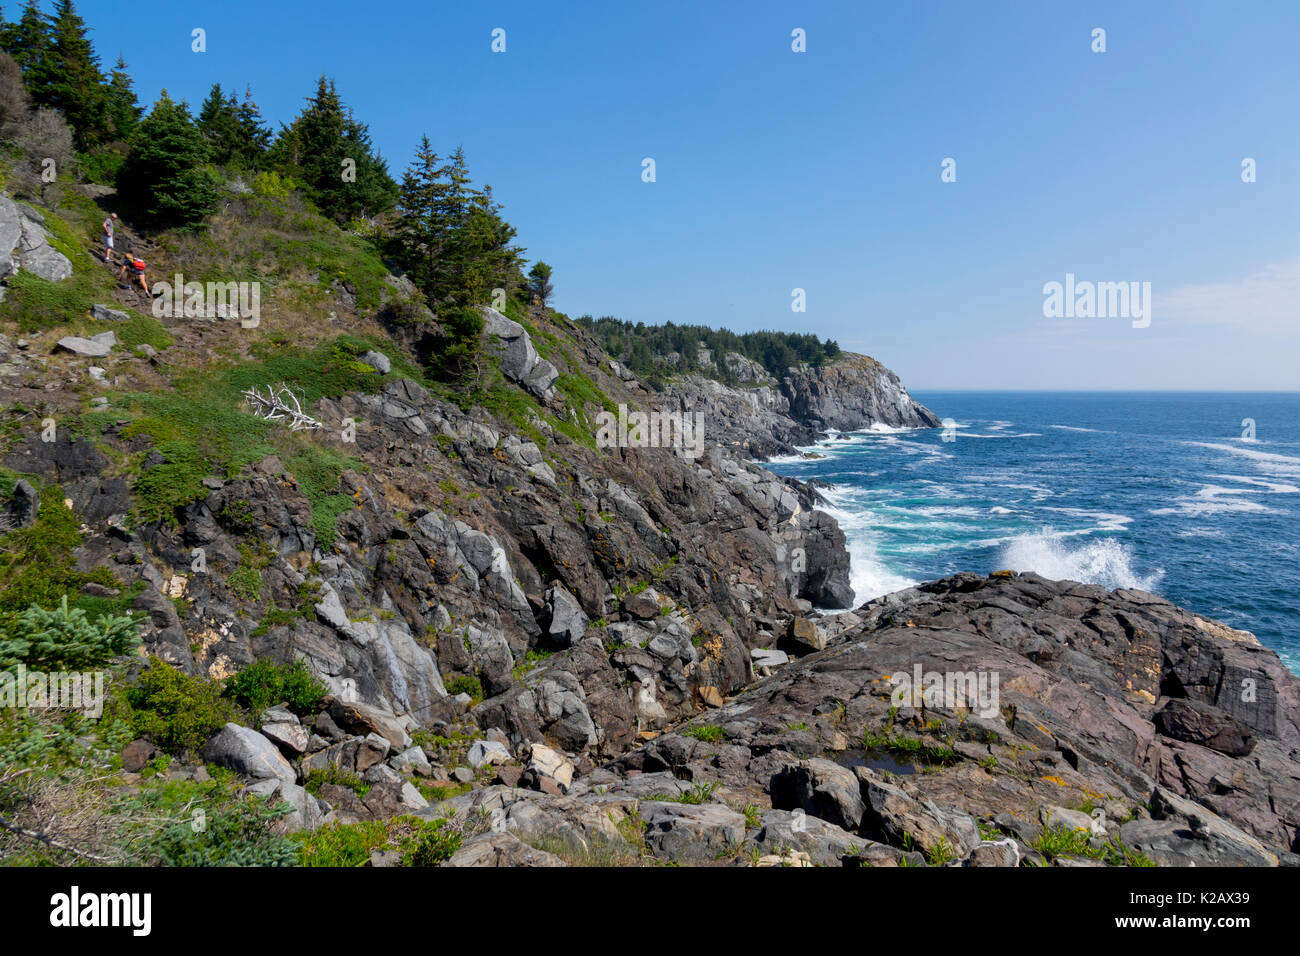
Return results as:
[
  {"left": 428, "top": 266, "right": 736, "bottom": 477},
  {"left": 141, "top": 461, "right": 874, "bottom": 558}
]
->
[{"left": 765, "top": 392, "right": 1300, "bottom": 675}]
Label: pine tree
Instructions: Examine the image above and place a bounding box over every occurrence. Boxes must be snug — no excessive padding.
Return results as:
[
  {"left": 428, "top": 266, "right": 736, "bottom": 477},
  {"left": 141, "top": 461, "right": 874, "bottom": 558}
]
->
[
  {"left": 234, "top": 85, "right": 271, "bottom": 166},
  {"left": 26, "top": 0, "right": 109, "bottom": 148},
  {"left": 198, "top": 82, "right": 271, "bottom": 169},
  {"left": 0, "top": 0, "right": 50, "bottom": 76},
  {"left": 104, "top": 54, "right": 141, "bottom": 140},
  {"left": 271, "top": 75, "right": 396, "bottom": 222},
  {"left": 528, "top": 262, "right": 553, "bottom": 306},
  {"left": 117, "top": 91, "right": 218, "bottom": 229},
  {"left": 392, "top": 135, "right": 446, "bottom": 297},
  {"left": 196, "top": 82, "right": 238, "bottom": 163}
]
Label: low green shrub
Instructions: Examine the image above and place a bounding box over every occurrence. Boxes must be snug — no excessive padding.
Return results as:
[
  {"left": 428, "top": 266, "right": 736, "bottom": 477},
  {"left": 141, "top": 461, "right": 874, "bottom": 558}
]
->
[
  {"left": 122, "top": 659, "right": 242, "bottom": 755},
  {"left": 224, "top": 658, "right": 328, "bottom": 716}
]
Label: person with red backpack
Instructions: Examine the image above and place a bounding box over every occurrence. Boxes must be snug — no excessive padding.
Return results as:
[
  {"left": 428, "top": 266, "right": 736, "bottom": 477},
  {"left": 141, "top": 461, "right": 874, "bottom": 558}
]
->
[{"left": 117, "top": 254, "right": 149, "bottom": 294}]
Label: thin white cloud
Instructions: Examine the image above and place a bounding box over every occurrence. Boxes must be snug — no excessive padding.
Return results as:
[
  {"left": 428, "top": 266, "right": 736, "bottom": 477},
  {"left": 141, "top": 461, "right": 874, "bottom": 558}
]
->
[{"left": 1158, "top": 257, "right": 1300, "bottom": 330}]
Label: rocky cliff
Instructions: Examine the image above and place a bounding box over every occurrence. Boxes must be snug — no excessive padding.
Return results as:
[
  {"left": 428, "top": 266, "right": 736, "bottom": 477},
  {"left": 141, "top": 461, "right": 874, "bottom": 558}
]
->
[
  {"left": 783, "top": 352, "right": 941, "bottom": 433},
  {"left": 660, "top": 351, "right": 941, "bottom": 459},
  {"left": 2, "top": 191, "right": 1294, "bottom": 868}
]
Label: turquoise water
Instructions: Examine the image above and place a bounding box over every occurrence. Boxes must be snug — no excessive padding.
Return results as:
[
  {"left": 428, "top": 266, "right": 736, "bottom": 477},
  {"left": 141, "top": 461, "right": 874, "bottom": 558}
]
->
[{"left": 765, "top": 392, "right": 1300, "bottom": 674}]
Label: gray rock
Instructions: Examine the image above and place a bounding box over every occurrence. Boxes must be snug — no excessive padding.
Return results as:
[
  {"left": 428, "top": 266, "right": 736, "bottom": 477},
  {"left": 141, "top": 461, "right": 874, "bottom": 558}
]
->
[
  {"left": 771, "top": 758, "right": 866, "bottom": 831},
  {"left": 445, "top": 831, "right": 567, "bottom": 867},
  {"left": 751, "top": 648, "right": 789, "bottom": 669},
  {"left": 479, "top": 306, "right": 558, "bottom": 400},
  {"left": 261, "top": 717, "right": 310, "bottom": 755},
  {"left": 91, "top": 303, "right": 131, "bottom": 322},
  {"left": 359, "top": 350, "right": 391, "bottom": 374},
  {"left": 1119, "top": 818, "right": 1278, "bottom": 867},
  {"left": 389, "top": 745, "right": 433, "bottom": 777},
  {"left": 642, "top": 801, "right": 746, "bottom": 862},
  {"left": 467, "top": 739, "right": 511, "bottom": 769},
  {"left": 245, "top": 778, "right": 327, "bottom": 832},
  {"left": 201, "top": 722, "right": 297, "bottom": 784},
  {"left": 747, "top": 808, "right": 881, "bottom": 865},
  {"left": 544, "top": 585, "right": 588, "bottom": 647},
  {"left": 55, "top": 334, "right": 113, "bottom": 358}
]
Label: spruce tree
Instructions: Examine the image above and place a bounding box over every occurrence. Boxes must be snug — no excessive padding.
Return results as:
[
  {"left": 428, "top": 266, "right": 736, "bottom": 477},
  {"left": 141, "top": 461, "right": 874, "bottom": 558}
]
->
[
  {"left": 0, "top": 0, "right": 49, "bottom": 76},
  {"left": 272, "top": 75, "right": 396, "bottom": 223},
  {"left": 117, "top": 91, "right": 218, "bottom": 229},
  {"left": 234, "top": 85, "right": 271, "bottom": 166},
  {"left": 392, "top": 135, "right": 446, "bottom": 297},
  {"left": 27, "top": 0, "right": 109, "bottom": 148},
  {"left": 196, "top": 82, "right": 238, "bottom": 164},
  {"left": 105, "top": 54, "right": 141, "bottom": 140},
  {"left": 528, "top": 262, "right": 553, "bottom": 306}
]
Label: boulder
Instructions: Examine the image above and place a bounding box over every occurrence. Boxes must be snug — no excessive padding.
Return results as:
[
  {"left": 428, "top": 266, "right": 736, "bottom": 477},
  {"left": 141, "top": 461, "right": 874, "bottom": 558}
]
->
[
  {"left": 785, "top": 617, "right": 825, "bottom": 653},
  {"left": 55, "top": 332, "right": 115, "bottom": 358},
  {"left": 771, "top": 758, "right": 866, "bottom": 831},
  {"left": 467, "top": 739, "right": 511, "bottom": 769},
  {"left": 525, "top": 743, "right": 575, "bottom": 790},
  {"left": 359, "top": 350, "right": 391, "bottom": 374},
  {"left": 90, "top": 303, "right": 130, "bottom": 322},
  {"left": 641, "top": 801, "right": 746, "bottom": 862},
  {"left": 201, "top": 722, "right": 297, "bottom": 785},
  {"left": 479, "top": 307, "right": 558, "bottom": 400},
  {"left": 544, "top": 585, "right": 588, "bottom": 647},
  {"left": 121, "top": 739, "right": 156, "bottom": 773},
  {"left": 328, "top": 699, "right": 413, "bottom": 751},
  {"left": 445, "top": 831, "right": 566, "bottom": 867}
]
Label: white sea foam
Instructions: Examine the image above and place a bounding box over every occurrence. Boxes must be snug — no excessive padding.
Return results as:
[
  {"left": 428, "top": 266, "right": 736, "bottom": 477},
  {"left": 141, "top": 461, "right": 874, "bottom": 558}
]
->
[
  {"left": 1151, "top": 472, "right": 1292, "bottom": 517},
  {"left": 1185, "top": 442, "right": 1300, "bottom": 478},
  {"left": 1042, "top": 506, "right": 1133, "bottom": 531},
  {"left": 1048, "top": 424, "right": 1102, "bottom": 433},
  {"left": 999, "top": 531, "right": 1163, "bottom": 591},
  {"left": 815, "top": 502, "right": 917, "bottom": 604}
]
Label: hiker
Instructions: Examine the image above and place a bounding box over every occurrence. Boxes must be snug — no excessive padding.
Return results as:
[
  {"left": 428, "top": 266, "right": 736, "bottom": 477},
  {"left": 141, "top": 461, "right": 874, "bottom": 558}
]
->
[
  {"left": 117, "top": 254, "right": 149, "bottom": 295},
  {"left": 102, "top": 213, "right": 117, "bottom": 264}
]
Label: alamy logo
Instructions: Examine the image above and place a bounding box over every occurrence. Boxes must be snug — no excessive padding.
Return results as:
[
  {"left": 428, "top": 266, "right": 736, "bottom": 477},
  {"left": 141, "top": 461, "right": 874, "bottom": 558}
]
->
[
  {"left": 595, "top": 404, "right": 705, "bottom": 460},
  {"left": 0, "top": 665, "right": 105, "bottom": 718},
  {"left": 152, "top": 273, "right": 261, "bottom": 328},
  {"left": 49, "top": 886, "right": 151, "bottom": 936},
  {"left": 889, "top": 664, "right": 1000, "bottom": 718},
  {"left": 1042, "top": 273, "right": 1151, "bottom": 328}
]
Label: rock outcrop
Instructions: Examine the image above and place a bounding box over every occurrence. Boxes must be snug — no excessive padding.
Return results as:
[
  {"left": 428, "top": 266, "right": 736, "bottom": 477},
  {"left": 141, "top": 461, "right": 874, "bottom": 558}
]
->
[
  {"left": 662, "top": 351, "right": 940, "bottom": 458},
  {"left": 782, "top": 352, "right": 941, "bottom": 432},
  {"left": 0, "top": 193, "right": 72, "bottom": 285}
]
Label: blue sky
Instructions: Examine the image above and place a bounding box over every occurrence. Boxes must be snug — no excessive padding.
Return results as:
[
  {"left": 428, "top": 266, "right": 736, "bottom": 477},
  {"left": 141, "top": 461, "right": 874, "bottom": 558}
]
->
[{"left": 69, "top": 0, "right": 1300, "bottom": 389}]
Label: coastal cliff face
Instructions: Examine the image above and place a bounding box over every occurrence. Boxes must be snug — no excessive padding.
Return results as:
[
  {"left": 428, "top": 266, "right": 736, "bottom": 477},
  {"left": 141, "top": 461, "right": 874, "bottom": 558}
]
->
[
  {"left": 782, "top": 352, "right": 942, "bottom": 432},
  {"left": 661, "top": 351, "right": 941, "bottom": 459},
  {"left": 4, "top": 231, "right": 1294, "bottom": 865}
]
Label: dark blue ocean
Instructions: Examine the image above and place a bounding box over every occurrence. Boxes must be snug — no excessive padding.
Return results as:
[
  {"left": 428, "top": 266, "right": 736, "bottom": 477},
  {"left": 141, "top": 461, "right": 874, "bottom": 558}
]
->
[{"left": 765, "top": 392, "right": 1300, "bottom": 675}]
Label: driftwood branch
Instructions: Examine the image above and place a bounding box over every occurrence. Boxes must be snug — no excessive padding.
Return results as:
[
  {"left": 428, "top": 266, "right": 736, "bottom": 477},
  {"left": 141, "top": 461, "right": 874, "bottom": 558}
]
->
[{"left": 241, "top": 383, "right": 323, "bottom": 431}]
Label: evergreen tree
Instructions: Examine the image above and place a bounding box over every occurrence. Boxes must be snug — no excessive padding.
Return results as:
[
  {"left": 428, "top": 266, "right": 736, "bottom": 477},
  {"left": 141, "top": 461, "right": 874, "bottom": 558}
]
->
[
  {"left": 390, "top": 140, "right": 522, "bottom": 309},
  {"left": 392, "top": 135, "right": 447, "bottom": 297},
  {"left": 26, "top": 0, "right": 109, "bottom": 148},
  {"left": 196, "top": 82, "right": 239, "bottom": 163},
  {"left": 234, "top": 85, "right": 271, "bottom": 166},
  {"left": 104, "top": 54, "right": 141, "bottom": 140},
  {"left": 0, "top": 1, "right": 49, "bottom": 76},
  {"left": 117, "top": 91, "right": 218, "bottom": 229},
  {"left": 272, "top": 75, "right": 396, "bottom": 222},
  {"left": 198, "top": 82, "right": 271, "bottom": 169},
  {"left": 528, "top": 261, "right": 553, "bottom": 306}
]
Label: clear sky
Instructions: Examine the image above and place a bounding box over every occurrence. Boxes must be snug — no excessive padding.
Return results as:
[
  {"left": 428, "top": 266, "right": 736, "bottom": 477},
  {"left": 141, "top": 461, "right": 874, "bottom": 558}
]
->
[{"left": 71, "top": 0, "right": 1300, "bottom": 390}]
